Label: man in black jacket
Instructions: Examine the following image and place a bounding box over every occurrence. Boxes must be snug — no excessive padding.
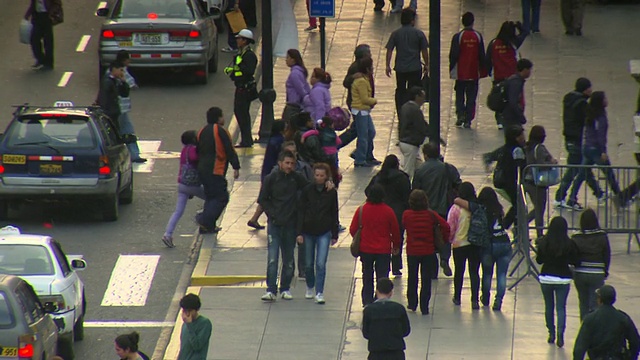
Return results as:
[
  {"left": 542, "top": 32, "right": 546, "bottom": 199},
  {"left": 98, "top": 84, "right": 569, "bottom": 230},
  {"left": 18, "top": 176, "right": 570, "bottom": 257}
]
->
[
  {"left": 97, "top": 61, "right": 130, "bottom": 127},
  {"left": 196, "top": 107, "right": 240, "bottom": 233},
  {"left": 574, "top": 285, "right": 640, "bottom": 360},
  {"left": 362, "top": 278, "right": 410, "bottom": 360},
  {"left": 554, "top": 77, "right": 600, "bottom": 210},
  {"left": 502, "top": 59, "right": 532, "bottom": 127}
]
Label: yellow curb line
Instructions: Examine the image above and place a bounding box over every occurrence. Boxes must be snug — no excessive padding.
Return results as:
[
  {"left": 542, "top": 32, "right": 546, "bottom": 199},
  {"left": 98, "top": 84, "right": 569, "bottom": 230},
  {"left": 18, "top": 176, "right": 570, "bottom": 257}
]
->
[
  {"left": 191, "top": 275, "right": 266, "bottom": 286},
  {"left": 163, "top": 286, "right": 201, "bottom": 360}
]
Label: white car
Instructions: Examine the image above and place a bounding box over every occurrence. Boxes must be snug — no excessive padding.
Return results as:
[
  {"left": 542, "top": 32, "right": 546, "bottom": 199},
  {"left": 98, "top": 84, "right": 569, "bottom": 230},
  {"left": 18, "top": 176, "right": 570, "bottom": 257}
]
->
[{"left": 0, "top": 226, "right": 86, "bottom": 345}]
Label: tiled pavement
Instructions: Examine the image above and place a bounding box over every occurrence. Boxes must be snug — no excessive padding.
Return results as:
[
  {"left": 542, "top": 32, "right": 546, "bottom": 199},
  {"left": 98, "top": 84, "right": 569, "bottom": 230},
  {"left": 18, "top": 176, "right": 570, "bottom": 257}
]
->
[{"left": 165, "top": 0, "right": 640, "bottom": 359}]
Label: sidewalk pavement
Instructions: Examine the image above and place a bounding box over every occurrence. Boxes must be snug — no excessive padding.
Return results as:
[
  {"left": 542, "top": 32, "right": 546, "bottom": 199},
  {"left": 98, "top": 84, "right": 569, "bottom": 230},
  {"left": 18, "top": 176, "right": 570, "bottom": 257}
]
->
[{"left": 163, "top": 0, "right": 640, "bottom": 358}]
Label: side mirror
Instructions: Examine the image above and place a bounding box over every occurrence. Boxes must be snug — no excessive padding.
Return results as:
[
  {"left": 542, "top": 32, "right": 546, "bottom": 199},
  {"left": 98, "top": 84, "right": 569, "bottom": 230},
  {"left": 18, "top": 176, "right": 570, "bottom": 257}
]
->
[
  {"left": 96, "top": 7, "right": 109, "bottom": 17},
  {"left": 71, "top": 259, "right": 87, "bottom": 270},
  {"left": 43, "top": 302, "right": 58, "bottom": 313}
]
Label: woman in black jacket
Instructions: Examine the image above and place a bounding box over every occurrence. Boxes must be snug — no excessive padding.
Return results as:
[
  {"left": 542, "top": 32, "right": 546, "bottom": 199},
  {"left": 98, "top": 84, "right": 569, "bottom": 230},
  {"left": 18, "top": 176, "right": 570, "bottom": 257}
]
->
[
  {"left": 571, "top": 208, "right": 611, "bottom": 320},
  {"left": 296, "top": 163, "right": 339, "bottom": 304},
  {"left": 536, "top": 216, "right": 579, "bottom": 348},
  {"left": 365, "top": 155, "right": 411, "bottom": 276}
]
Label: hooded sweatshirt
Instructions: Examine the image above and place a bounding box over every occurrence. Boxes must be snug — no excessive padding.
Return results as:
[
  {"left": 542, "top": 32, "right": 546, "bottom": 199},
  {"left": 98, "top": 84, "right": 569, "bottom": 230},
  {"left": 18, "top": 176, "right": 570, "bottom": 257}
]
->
[
  {"left": 562, "top": 91, "right": 589, "bottom": 145},
  {"left": 303, "top": 81, "right": 332, "bottom": 121},
  {"left": 584, "top": 112, "right": 609, "bottom": 154},
  {"left": 286, "top": 65, "right": 310, "bottom": 106}
]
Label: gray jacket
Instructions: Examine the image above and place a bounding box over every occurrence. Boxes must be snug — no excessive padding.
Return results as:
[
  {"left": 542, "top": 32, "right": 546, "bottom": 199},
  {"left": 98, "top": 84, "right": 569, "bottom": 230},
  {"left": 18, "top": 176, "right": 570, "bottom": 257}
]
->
[
  {"left": 398, "top": 101, "right": 429, "bottom": 146},
  {"left": 412, "top": 159, "right": 461, "bottom": 216},
  {"left": 501, "top": 73, "right": 526, "bottom": 125}
]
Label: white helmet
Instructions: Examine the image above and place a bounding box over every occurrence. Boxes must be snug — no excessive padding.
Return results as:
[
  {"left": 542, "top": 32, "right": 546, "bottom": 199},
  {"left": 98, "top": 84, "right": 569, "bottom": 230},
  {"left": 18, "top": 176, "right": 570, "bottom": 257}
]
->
[{"left": 235, "top": 28, "right": 254, "bottom": 42}]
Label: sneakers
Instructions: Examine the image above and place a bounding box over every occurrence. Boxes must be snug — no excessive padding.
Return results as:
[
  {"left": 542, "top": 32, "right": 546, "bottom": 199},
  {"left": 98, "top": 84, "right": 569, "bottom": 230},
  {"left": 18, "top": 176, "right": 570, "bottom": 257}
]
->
[
  {"left": 132, "top": 158, "right": 147, "bottom": 163},
  {"left": 305, "top": 288, "right": 314, "bottom": 299},
  {"left": 497, "top": 124, "right": 504, "bottom": 130},
  {"left": 261, "top": 292, "right": 276, "bottom": 301},
  {"left": 463, "top": 121, "right": 471, "bottom": 129},
  {"left": 281, "top": 291, "right": 293, "bottom": 300},
  {"left": 368, "top": 158, "right": 382, "bottom": 165},
  {"left": 161, "top": 236, "right": 175, "bottom": 248},
  {"left": 221, "top": 47, "right": 236, "bottom": 53},
  {"left": 315, "top": 293, "right": 325, "bottom": 304},
  {"left": 31, "top": 62, "right": 44, "bottom": 70},
  {"left": 564, "top": 200, "right": 584, "bottom": 211},
  {"left": 440, "top": 259, "right": 453, "bottom": 277},
  {"left": 553, "top": 200, "right": 565, "bottom": 208},
  {"left": 304, "top": 25, "right": 317, "bottom": 31}
]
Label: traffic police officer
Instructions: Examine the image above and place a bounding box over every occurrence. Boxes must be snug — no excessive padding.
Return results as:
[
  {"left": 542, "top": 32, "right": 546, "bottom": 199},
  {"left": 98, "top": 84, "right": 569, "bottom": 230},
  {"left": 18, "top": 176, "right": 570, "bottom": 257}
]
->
[
  {"left": 224, "top": 28, "right": 258, "bottom": 148},
  {"left": 573, "top": 285, "right": 640, "bottom": 360}
]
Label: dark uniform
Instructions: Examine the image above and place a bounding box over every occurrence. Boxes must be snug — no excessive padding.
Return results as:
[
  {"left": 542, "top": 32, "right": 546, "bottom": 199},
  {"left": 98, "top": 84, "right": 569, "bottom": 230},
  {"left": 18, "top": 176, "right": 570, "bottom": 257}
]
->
[
  {"left": 573, "top": 304, "right": 640, "bottom": 360},
  {"left": 226, "top": 46, "right": 258, "bottom": 147},
  {"left": 362, "top": 298, "right": 411, "bottom": 360}
]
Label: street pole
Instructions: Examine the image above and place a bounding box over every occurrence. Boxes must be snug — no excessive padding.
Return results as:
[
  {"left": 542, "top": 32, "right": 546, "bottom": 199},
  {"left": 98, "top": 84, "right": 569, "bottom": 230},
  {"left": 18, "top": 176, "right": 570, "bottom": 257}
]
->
[
  {"left": 428, "top": 0, "right": 441, "bottom": 154},
  {"left": 257, "top": 0, "right": 276, "bottom": 143},
  {"left": 319, "top": 17, "right": 326, "bottom": 69}
]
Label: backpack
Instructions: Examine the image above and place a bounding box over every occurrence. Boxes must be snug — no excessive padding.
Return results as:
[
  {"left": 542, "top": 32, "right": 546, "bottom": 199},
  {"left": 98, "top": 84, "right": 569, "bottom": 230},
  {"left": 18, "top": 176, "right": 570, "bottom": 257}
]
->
[
  {"left": 327, "top": 107, "right": 351, "bottom": 131},
  {"left": 492, "top": 146, "right": 507, "bottom": 189},
  {"left": 486, "top": 80, "right": 508, "bottom": 112},
  {"left": 467, "top": 202, "right": 491, "bottom": 248}
]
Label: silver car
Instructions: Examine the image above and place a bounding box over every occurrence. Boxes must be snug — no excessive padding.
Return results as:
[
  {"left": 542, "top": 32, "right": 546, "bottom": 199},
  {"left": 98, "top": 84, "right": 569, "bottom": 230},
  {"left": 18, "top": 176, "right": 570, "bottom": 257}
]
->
[{"left": 97, "top": 0, "right": 219, "bottom": 84}]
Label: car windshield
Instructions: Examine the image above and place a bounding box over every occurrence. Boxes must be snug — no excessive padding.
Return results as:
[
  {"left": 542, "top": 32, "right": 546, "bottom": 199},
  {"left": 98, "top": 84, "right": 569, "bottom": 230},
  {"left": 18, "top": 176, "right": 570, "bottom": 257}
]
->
[
  {"left": 0, "top": 245, "right": 54, "bottom": 276},
  {"left": 112, "top": 0, "right": 195, "bottom": 19},
  {"left": 0, "top": 292, "right": 13, "bottom": 327},
  {"left": 5, "top": 115, "right": 96, "bottom": 149}
]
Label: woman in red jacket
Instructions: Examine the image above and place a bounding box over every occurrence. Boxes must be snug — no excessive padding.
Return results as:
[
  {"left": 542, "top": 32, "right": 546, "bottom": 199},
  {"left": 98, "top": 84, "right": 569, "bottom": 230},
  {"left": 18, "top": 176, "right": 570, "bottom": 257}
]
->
[
  {"left": 350, "top": 184, "right": 400, "bottom": 307},
  {"left": 403, "top": 190, "right": 450, "bottom": 315}
]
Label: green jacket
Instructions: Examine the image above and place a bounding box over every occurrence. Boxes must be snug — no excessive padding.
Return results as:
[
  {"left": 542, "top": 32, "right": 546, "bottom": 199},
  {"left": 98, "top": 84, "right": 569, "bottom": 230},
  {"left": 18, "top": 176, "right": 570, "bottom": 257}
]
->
[{"left": 178, "top": 315, "right": 212, "bottom": 360}]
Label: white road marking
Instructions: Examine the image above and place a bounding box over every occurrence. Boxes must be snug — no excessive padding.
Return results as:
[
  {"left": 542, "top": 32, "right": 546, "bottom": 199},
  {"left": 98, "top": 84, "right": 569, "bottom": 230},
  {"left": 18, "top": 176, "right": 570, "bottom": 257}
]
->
[
  {"left": 97, "top": 1, "right": 107, "bottom": 12},
  {"left": 133, "top": 140, "right": 162, "bottom": 173},
  {"left": 57, "top": 72, "right": 73, "bottom": 87},
  {"left": 101, "top": 255, "right": 160, "bottom": 306},
  {"left": 84, "top": 320, "right": 174, "bottom": 328},
  {"left": 76, "top": 35, "right": 91, "bottom": 52}
]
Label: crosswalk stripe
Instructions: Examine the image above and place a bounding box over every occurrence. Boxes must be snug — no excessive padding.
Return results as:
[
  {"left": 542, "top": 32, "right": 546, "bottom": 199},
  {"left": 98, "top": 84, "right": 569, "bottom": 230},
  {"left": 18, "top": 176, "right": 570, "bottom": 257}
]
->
[
  {"left": 101, "top": 255, "right": 160, "bottom": 306},
  {"left": 133, "top": 140, "right": 163, "bottom": 173}
]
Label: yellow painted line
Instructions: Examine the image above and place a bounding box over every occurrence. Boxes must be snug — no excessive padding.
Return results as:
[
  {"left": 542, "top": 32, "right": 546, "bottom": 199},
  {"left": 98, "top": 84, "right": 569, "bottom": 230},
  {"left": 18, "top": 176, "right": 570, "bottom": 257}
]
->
[
  {"left": 163, "top": 286, "right": 201, "bottom": 360},
  {"left": 192, "top": 248, "right": 211, "bottom": 277},
  {"left": 191, "top": 275, "right": 266, "bottom": 286}
]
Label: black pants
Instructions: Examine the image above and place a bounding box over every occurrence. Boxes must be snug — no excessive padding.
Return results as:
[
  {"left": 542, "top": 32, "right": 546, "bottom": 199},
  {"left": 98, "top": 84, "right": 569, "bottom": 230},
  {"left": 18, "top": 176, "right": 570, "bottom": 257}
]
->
[
  {"left": 502, "top": 184, "right": 518, "bottom": 230},
  {"left": 234, "top": 88, "right": 254, "bottom": 146},
  {"left": 453, "top": 245, "right": 481, "bottom": 303},
  {"left": 31, "top": 12, "right": 54, "bottom": 68},
  {"left": 368, "top": 350, "right": 405, "bottom": 360},
  {"left": 239, "top": 0, "right": 257, "bottom": 27},
  {"left": 407, "top": 254, "right": 436, "bottom": 313},
  {"left": 524, "top": 183, "right": 548, "bottom": 238},
  {"left": 360, "top": 252, "right": 391, "bottom": 306},
  {"left": 391, "top": 225, "right": 404, "bottom": 273},
  {"left": 395, "top": 70, "right": 422, "bottom": 116}
]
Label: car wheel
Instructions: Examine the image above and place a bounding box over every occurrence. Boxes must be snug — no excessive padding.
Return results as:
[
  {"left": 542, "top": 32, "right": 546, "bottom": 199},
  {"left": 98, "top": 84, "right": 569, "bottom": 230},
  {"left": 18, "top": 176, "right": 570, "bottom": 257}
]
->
[
  {"left": 103, "top": 192, "right": 119, "bottom": 221},
  {"left": 208, "top": 44, "right": 218, "bottom": 73},
  {"left": 0, "top": 201, "right": 8, "bottom": 220},
  {"left": 196, "top": 63, "right": 209, "bottom": 85},
  {"left": 57, "top": 332, "right": 75, "bottom": 360},
  {"left": 73, "top": 314, "right": 84, "bottom": 341},
  {"left": 120, "top": 170, "right": 134, "bottom": 205}
]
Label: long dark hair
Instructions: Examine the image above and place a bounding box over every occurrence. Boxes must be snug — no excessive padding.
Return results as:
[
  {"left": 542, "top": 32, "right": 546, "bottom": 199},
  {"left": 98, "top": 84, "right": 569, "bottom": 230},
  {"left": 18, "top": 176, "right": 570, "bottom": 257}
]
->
[
  {"left": 541, "top": 217, "right": 572, "bottom": 256},
  {"left": 585, "top": 91, "right": 606, "bottom": 127},
  {"left": 477, "top": 187, "right": 503, "bottom": 221},
  {"left": 496, "top": 21, "right": 516, "bottom": 45},
  {"left": 526, "top": 125, "right": 546, "bottom": 148},
  {"left": 378, "top": 155, "right": 400, "bottom": 181},
  {"left": 287, "top": 49, "right": 308, "bottom": 77},
  {"left": 457, "top": 182, "right": 477, "bottom": 202},
  {"left": 580, "top": 208, "right": 601, "bottom": 231}
]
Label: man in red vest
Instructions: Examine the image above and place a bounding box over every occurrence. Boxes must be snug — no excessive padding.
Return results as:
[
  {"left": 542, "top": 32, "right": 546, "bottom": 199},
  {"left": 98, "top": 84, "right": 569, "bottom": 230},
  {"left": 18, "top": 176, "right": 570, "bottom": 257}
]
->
[{"left": 449, "top": 12, "right": 487, "bottom": 128}]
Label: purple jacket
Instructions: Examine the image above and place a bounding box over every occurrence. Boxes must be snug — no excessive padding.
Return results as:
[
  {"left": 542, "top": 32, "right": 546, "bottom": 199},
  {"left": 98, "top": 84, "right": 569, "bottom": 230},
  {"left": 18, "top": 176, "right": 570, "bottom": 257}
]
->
[
  {"left": 286, "top": 65, "right": 310, "bottom": 106},
  {"left": 178, "top": 145, "right": 198, "bottom": 183},
  {"left": 303, "top": 82, "right": 332, "bottom": 121},
  {"left": 584, "top": 113, "right": 608, "bottom": 154}
]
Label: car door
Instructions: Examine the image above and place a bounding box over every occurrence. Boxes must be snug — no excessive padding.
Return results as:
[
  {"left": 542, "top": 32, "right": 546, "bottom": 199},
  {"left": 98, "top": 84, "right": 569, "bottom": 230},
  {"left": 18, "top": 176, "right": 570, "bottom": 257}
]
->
[
  {"left": 15, "top": 283, "right": 57, "bottom": 360},
  {"left": 192, "top": 0, "right": 215, "bottom": 58},
  {"left": 96, "top": 115, "right": 131, "bottom": 191},
  {"left": 49, "top": 241, "right": 78, "bottom": 322}
]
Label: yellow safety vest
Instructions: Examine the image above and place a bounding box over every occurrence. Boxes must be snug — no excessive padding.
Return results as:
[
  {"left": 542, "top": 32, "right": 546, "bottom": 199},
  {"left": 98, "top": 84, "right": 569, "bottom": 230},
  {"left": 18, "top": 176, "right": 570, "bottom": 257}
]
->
[{"left": 232, "top": 47, "right": 250, "bottom": 77}]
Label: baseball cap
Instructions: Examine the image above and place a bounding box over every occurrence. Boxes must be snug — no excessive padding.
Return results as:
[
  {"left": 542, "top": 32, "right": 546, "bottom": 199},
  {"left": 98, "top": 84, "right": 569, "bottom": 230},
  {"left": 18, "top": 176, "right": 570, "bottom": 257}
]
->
[{"left": 235, "top": 29, "right": 254, "bottom": 42}]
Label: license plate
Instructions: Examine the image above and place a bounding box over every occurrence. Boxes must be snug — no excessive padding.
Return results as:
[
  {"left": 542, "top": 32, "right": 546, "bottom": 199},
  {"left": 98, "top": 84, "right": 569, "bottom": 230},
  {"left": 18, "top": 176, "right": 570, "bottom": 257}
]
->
[
  {"left": 134, "top": 33, "right": 166, "bottom": 45},
  {"left": 2, "top": 154, "right": 26, "bottom": 164},
  {"left": 40, "top": 164, "right": 62, "bottom": 175},
  {"left": 0, "top": 347, "right": 18, "bottom": 356},
  {"left": 119, "top": 41, "right": 133, "bottom": 47}
]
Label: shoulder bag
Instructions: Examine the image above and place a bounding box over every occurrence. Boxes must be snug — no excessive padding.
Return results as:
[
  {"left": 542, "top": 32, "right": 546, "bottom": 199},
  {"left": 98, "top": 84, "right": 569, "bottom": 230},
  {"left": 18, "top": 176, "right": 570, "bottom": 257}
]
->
[
  {"left": 531, "top": 144, "right": 560, "bottom": 187},
  {"left": 429, "top": 211, "right": 445, "bottom": 251},
  {"left": 350, "top": 206, "right": 363, "bottom": 258},
  {"left": 179, "top": 146, "right": 200, "bottom": 186}
]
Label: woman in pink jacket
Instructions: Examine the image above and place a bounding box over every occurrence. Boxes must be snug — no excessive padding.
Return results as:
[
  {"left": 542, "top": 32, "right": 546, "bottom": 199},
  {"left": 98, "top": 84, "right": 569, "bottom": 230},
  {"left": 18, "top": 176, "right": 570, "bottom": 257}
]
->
[{"left": 304, "top": 67, "right": 332, "bottom": 121}]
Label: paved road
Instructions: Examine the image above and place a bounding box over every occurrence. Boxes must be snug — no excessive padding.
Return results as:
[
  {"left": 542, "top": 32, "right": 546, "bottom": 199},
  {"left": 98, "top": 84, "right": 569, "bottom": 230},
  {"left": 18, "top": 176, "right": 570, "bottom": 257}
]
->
[{"left": 0, "top": 0, "right": 249, "bottom": 357}]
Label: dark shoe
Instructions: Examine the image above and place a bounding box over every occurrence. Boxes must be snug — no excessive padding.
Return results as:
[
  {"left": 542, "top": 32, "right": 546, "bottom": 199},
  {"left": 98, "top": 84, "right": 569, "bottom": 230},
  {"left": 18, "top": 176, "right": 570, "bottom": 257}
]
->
[
  {"left": 234, "top": 143, "right": 252, "bottom": 148},
  {"left": 304, "top": 25, "right": 317, "bottom": 31},
  {"left": 161, "top": 236, "right": 175, "bottom": 248},
  {"left": 565, "top": 30, "right": 574, "bottom": 35},
  {"left": 492, "top": 299, "right": 502, "bottom": 311},
  {"left": 407, "top": 305, "right": 416, "bottom": 312},
  {"left": 455, "top": 119, "right": 465, "bottom": 127},
  {"left": 452, "top": 297, "right": 461, "bottom": 306},
  {"left": 575, "top": 29, "right": 582, "bottom": 36},
  {"left": 392, "top": 270, "right": 402, "bottom": 277},
  {"left": 440, "top": 259, "right": 452, "bottom": 277},
  {"left": 338, "top": 224, "right": 347, "bottom": 232},
  {"left": 247, "top": 220, "right": 265, "bottom": 230},
  {"left": 198, "top": 225, "right": 219, "bottom": 234},
  {"left": 480, "top": 295, "right": 489, "bottom": 307},
  {"left": 547, "top": 333, "right": 555, "bottom": 344},
  {"left": 31, "top": 62, "right": 44, "bottom": 71},
  {"left": 354, "top": 162, "right": 375, "bottom": 168},
  {"left": 367, "top": 158, "right": 382, "bottom": 165},
  {"left": 373, "top": 5, "right": 383, "bottom": 11},
  {"left": 421, "top": 309, "right": 429, "bottom": 315},
  {"left": 132, "top": 158, "right": 147, "bottom": 163},
  {"left": 556, "top": 335, "right": 564, "bottom": 348},
  {"left": 471, "top": 302, "right": 480, "bottom": 310},
  {"left": 349, "top": 152, "right": 356, "bottom": 160},
  {"left": 463, "top": 121, "right": 471, "bottom": 128}
]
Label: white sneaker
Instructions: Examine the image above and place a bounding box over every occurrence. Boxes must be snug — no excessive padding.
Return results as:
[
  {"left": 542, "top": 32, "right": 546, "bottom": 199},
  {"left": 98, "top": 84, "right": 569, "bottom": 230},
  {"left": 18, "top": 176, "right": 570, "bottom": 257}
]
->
[
  {"left": 281, "top": 291, "right": 293, "bottom": 300},
  {"left": 261, "top": 292, "right": 276, "bottom": 301},
  {"left": 305, "top": 288, "right": 314, "bottom": 299},
  {"left": 315, "top": 293, "right": 325, "bottom": 304},
  {"left": 497, "top": 124, "right": 504, "bottom": 130},
  {"left": 553, "top": 200, "right": 565, "bottom": 208}
]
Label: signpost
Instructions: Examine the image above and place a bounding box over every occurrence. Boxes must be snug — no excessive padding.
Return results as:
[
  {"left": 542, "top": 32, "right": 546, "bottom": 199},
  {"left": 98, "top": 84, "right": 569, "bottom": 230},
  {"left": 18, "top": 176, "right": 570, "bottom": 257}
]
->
[{"left": 309, "top": 0, "right": 335, "bottom": 70}]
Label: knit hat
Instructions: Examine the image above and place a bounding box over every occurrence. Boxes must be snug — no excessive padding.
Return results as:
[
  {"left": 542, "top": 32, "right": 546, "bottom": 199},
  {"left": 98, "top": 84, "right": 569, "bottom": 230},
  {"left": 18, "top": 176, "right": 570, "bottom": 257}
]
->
[{"left": 575, "top": 77, "right": 592, "bottom": 93}]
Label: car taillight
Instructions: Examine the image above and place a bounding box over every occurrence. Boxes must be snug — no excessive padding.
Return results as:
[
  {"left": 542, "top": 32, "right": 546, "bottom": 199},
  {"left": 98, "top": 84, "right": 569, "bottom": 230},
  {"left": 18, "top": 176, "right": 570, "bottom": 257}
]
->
[
  {"left": 102, "top": 29, "right": 114, "bottom": 38},
  {"left": 18, "top": 335, "right": 35, "bottom": 358},
  {"left": 0, "top": 164, "right": 4, "bottom": 174},
  {"left": 188, "top": 30, "right": 200, "bottom": 38},
  {"left": 99, "top": 155, "right": 111, "bottom": 175},
  {"left": 40, "top": 295, "right": 66, "bottom": 312}
]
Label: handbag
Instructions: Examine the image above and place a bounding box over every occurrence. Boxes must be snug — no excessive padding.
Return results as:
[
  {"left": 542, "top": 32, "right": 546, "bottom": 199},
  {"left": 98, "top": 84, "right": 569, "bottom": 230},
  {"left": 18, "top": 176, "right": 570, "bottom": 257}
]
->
[
  {"left": 49, "top": 0, "right": 64, "bottom": 26},
  {"left": 429, "top": 211, "right": 445, "bottom": 251},
  {"left": 349, "top": 206, "right": 363, "bottom": 258},
  {"left": 19, "top": 20, "right": 32, "bottom": 44},
  {"left": 531, "top": 144, "right": 560, "bottom": 187},
  {"left": 179, "top": 146, "right": 200, "bottom": 186},
  {"left": 421, "top": 73, "right": 430, "bottom": 102}
]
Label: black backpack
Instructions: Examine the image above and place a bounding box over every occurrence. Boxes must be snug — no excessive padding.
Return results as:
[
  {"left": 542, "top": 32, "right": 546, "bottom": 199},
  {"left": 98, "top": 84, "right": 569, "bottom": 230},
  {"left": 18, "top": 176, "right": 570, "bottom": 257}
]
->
[
  {"left": 492, "top": 146, "right": 507, "bottom": 189},
  {"left": 487, "top": 80, "right": 508, "bottom": 112},
  {"left": 467, "top": 202, "right": 491, "bottom": 248}
]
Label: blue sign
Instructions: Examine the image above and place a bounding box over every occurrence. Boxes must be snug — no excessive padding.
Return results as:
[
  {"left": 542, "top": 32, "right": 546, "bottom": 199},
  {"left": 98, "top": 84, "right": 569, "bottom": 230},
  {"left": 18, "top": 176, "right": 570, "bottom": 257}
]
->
[{"left": 309, "top": 0, "right": 335, "bottom": 18}]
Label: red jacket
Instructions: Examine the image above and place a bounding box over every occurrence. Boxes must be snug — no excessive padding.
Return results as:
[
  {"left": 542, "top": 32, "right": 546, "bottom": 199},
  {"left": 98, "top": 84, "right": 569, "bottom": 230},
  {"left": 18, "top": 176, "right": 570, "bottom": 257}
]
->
[
  {"left": 487, "top": 38, "right": 518, "bottom": 82},
  {"left": 403, "top": 210, "right": 451, "bottom": 256},
  {"left": 349, "top": 202, "right": 400, "bottom": 255},
  {"left": 449, "top": 29, "right": 487, "bottom": 80}
]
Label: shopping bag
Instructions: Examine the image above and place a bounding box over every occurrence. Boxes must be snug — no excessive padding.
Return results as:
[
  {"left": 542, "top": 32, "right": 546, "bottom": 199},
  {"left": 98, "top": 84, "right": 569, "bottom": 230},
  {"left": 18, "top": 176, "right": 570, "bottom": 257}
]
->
[
  {"left": 19, "top": 20, "right": 32, "bottom": 44},
  {"left": 225, "top": 9, "right": 247, "bottom": 34}
]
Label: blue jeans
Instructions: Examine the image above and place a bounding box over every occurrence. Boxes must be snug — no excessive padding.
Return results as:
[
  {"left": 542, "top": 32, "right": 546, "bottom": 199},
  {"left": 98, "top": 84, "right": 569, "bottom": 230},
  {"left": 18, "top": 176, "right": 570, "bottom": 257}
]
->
[
  {"left": 392, "top": 0, "right": 416, "bottom": 10},
  {"left": 118, "top": 112, "right": 141, "bottom": 160},
  {"left": 540, "top": 283, "right": 570, "bottom": 335},
  {"left": 521, "top": 0, "right": 541, "bottom": 32},
  {"left": 303, "top": 231, "right": 331, "bottom": 294},
  {"left": 195, "top": 173, "right": 229, "bottom": 229},
  {"left": 574, "top": 272, "right": 605, "bottom": 321},
  {"left": 163, "top": 184, "right": 206, "bottom": 238},
  {"left": 454, "top": 80, "right": 479, "bottom": 122},
  {"left": 266, "top": 222, "right": 296, "bottom": 294},
  {"left": 354, "top": 112, "right": 376, "bottom": 165},
  {"left": 555, "top": 141, "right": 601, "bottom": 202},
  {"left": 569, "top": 146, "right": 620, "bottom": 202},
  {"left": 481, "top": 242, "right": 512, "bottom": 304}
]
